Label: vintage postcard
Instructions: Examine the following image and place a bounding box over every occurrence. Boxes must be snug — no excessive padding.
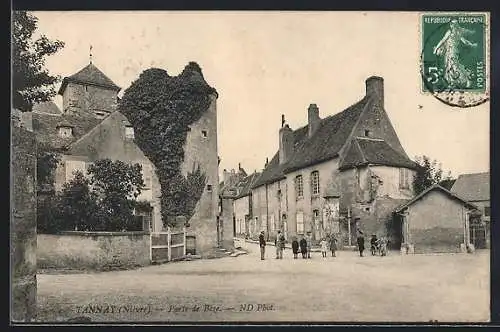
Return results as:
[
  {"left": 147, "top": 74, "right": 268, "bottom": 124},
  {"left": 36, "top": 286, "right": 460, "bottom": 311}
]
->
[{"left": 10, "top": 11, "right": 490, "bottom": 324}]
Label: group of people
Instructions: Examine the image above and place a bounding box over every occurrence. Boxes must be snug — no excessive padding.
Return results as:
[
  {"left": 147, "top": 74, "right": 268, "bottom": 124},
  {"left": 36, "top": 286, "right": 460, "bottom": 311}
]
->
[
  {"left": 258, "top": 228, "right": 388, "bottom": 260},
  {"left": 258, "top": 230, "right": 338, "bottom": 260}
]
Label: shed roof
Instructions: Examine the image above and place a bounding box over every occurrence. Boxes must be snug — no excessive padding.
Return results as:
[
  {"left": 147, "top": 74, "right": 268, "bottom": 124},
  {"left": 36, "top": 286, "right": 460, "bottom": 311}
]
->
[
  {"left": 450, "top": 172, "right": 490, "bottom": 202},
  {"left": 394, "top": 184, "right": 478, "bottom": 213}
]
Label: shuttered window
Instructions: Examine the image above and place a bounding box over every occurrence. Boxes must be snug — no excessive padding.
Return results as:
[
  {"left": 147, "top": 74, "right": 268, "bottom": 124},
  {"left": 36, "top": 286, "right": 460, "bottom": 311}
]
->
[
  {"left": 311, "top": 171, "right": 320, "bottom": 195},
  {"left": 296, "top": 211, "right": 304, "bottom": 234},
  {"left": 295, "top": 175, "right": 304, "bottom": 199}
]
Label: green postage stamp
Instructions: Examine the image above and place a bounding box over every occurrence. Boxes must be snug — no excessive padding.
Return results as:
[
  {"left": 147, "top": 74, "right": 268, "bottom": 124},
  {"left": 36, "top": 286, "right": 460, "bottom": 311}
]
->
[{"left": 420, "top": 13, "right": 489, "bottom": 107}]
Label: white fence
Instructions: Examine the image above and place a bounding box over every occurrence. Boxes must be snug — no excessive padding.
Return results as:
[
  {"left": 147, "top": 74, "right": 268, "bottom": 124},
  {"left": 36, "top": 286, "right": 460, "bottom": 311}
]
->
[{"left": 150, "top": 227, "right": 186, "bottom": 263}]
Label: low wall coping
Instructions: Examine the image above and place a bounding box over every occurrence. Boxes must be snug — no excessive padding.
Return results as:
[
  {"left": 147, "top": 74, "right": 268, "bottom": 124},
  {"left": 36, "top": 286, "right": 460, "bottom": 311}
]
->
[{"left": 58, "top": 231, "right": 150, "bottom": 237}]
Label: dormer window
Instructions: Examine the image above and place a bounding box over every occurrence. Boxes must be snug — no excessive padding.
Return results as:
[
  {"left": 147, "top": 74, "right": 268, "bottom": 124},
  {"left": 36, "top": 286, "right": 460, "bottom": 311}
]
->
[
  {"left": 125, "top": 126, "right": 135, "bottom": 139},
  {"left": 57, "top": 126, "right": 73, "bottom": 138}
]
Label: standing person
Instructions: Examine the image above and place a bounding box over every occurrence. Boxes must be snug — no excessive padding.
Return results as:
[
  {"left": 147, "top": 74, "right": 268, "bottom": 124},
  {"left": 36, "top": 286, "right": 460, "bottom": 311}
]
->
[
  {"left": 259, "top": 231, "right": 266, "bottom": 260},
  {"left": 356, "top": 228, "right": 365, "bottom": 257},
  {"left": 291, "top": 237, "right": 299, "bottom": 259},
  {"left": 370, "top": 234, "right": 378, "bottom": 256},
  {"left": 299, "top": 236, "right": 308, "bottom": 259},
  {"left": 306, "top": 232, "right": 312, "bottom": 259},
  {"left": 320, "top": 238, "right": 328, "bottom": 258},
  {"left": 278, "top": 231, "right": 286, "bottom": 259},
  {"left": 329, "top": 234, "right": 338, "bottom": 257},
  {"left": 275, "top": 230, "right": 285, "bottom": 259}
]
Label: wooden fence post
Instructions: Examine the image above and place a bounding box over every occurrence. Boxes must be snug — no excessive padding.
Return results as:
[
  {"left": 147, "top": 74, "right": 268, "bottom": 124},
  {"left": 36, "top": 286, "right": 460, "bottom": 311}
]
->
[
  {"left": 167, "top": 226, "right": 172, "bottom": 261},
  {"left": 149, "top": 231, "right": 153, "bottom": 263}
]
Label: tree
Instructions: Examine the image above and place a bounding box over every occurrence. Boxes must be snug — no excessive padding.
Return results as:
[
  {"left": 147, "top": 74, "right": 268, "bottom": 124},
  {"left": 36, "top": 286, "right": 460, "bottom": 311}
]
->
[
  {"left": 56, "top": 171, "right": 98, "bottom": 231},
  {"left": 413, "top": 155, "right": 454, "bottom": 195},
  {"left": 36, "top": 141, "right": 60, "bottom": 191},
  {"left": 119, "top": 63, "right": 215, "bottom": 227},
  {"left": 12, "top": 11, "right": 64, "bottom": 112},
  {"left": 87, "top": 159, "right": 145, "bottom": 231}
]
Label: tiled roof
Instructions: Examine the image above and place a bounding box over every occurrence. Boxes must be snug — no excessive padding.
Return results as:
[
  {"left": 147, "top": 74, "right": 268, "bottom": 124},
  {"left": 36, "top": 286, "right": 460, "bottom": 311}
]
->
[
  {"left": 339, "top": 138, "right": 418, "bottom": 170},
  {"left": 234, "top": 172, "right": 262, "bottom": 199},
  {"left": 283, "top": 98, "right": 369, "bottom": 173},
  {"left": 58, "top": 63, "right": 121, "bottom": 95},
  {"left": 450, "top": 172, "right": 490, "bottom": 202},
  {"left": 394, "top": 184, "right": 478, "bottom": 213},
  {"left": 31, "top": 111, "right": 102, "bottom": 150},
  {"left": 32, "top": 101, "right": 62, "bottom": 115},
  {"left": 252, "top": 97, "right": 369, "bottom": 188}
]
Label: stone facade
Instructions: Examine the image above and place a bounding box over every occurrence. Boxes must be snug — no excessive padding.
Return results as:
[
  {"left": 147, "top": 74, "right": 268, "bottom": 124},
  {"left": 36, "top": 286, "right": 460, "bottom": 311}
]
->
[
  {"left": 63, "top": 111, "right": 162, "bottom": 231},
  {"left": 11, "top": 126, "right": 37, "bottom": 322},
  {"left": 395, "top": 186, "right": 477, "bottom": 253},
  {"left": 249, "top": 77, "right": 417, "bottom": 247},
  {"left": 181, "top": 93, "right": 221, "bottom": 254},
  {"left": 62, "top": 82, "right": 119, "bottom": 118}
]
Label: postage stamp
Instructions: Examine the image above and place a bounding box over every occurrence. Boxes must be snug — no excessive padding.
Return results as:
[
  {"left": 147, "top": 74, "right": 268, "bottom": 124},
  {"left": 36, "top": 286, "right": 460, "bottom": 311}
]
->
[{"left": 420, "top": 13, "right": 489, "bottom": 107}]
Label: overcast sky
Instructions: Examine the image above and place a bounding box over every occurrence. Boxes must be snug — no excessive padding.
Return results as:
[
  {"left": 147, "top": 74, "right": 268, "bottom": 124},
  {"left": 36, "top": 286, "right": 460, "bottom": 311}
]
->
[{"left": 32, "top": 11, "right": 489, "bottom": 178}]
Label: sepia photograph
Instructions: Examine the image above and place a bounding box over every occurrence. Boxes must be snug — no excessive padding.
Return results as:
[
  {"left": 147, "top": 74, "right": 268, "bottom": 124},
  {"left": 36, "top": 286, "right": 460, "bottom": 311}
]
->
[{"left": 10, "top": 10, "right": 490, "bottom": 324}]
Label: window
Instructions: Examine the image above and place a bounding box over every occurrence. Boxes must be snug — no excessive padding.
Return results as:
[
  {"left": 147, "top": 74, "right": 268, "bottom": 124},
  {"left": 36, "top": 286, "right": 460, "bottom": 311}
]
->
[
  {"left": 399, "top": 168, "right": 411, "bottom": 189},
  {"left": 484, "top": 206, "right": 491, "bottom": 217},
  {"left": 58, "top": 126, "right": 73, "bottom": 138},
  {"left": 125, "top": 126, "right": 135, "bottom": 139},
  {"left": 311, "top": 171, "right": 320, "bottom": 195},
  {"left": 295, "top": 175, "right": 304, "bottom": 199},
  {"left": 201, "top": 130, "right": 208, "bottom": 138},
  {"left": 296, "top": 211, "right": 304, "bottom": 234},
  {"left": 364, "top": 129, "right": 371, "bottom": 137},
  {"left": 85, "top": 85, "right": 88, "bottom": 92},
  {"left": 207, "top": 184, "right": 213, "bottom": 192}
]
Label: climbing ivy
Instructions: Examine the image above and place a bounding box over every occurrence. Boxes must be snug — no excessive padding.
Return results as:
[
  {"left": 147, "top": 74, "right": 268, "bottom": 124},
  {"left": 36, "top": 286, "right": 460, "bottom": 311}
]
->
[{"left": 119, "top": 62, "right": 216, "bottom": 227}]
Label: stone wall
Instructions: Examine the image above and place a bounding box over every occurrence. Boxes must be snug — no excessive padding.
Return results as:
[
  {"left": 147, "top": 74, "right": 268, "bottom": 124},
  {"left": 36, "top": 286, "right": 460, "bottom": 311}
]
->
[
  {"left": 37, "top": 232, "right": 151, "bottom": 270},
  {"left": 406, "top": 190, "right": 468, "bottom": 253},
  {"left": 63, "top": 82, "right": 118, "bottom": 117},
  {"left": 11, "top": 126, "right": 37, "bottom": 322}
]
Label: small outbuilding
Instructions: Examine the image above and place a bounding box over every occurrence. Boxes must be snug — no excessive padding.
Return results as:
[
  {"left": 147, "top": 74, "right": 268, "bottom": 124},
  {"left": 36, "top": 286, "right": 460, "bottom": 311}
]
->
[{"left": 394, "top": 184, "right": 479, "bottom": 254}]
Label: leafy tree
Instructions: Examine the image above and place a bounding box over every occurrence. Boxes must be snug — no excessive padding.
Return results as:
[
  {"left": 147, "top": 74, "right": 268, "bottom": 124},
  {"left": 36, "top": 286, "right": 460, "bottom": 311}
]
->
[
  {"left": 36, "top": 141, "right": 60, "bottom": 191},
  {"left": 56, "top": 171, "right": 98, "bottom": 231},
  {"left": 413, "top": 155, "right": 454, "bottom": 195},
  {"left": 12, "top": 11, "right": 64, "bottom": 111},
  {"left": 119, "top": 63, "right": 215, "bottom": 227},
  {"left": 87, "top": 159, "right": 145, "bottom": 231}
]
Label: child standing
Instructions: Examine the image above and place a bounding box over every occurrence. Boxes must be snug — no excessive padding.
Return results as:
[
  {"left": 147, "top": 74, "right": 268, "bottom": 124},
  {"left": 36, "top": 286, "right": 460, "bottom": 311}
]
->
[
  {"left": 291, "top": 237, "right": 299, "bottom": 259},
  {"left": 329, "top": 234, "right": 338, "bottom": 257},
  {"left": 320, "top": 238, "right": 328, "bottom": 258}
]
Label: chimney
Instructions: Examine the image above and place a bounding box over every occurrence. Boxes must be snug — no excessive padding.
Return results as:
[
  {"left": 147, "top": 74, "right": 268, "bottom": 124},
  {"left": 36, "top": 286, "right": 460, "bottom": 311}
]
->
[
  {"left": 281, "top": 114, "right": 285, "bottom": 128},
  {"left": 265, "top": 157, "right": 269, "bottom": 168},
  {"left": 279, "top": 124, "right": 294, "bottom": 165},
  {"left": 307, "top": 103, "right": 320, "bottom": 138},
  {"left": 365, "top": 76, "right": 384, "bottom": 107}
]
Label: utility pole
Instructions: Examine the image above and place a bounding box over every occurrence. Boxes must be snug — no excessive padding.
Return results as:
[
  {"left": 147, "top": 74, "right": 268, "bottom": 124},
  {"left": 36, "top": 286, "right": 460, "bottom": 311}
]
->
[{"left": 347, "top": 206, "right": 352, "bottom": 246}]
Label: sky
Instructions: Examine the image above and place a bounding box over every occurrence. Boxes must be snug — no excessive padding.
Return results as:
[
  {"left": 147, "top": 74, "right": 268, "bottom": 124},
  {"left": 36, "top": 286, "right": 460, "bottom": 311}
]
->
[{"left": 32, "top": 11, "right": 490, "bottom": 178}]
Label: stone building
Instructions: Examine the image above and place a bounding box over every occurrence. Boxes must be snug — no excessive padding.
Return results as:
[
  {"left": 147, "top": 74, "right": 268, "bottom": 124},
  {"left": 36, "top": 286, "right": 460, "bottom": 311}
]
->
[
  {"left": 22, "top": 60, "right": 220, "bottom": 256},
  {"left": 394, "top": 184, "right": 479, "bottom": 253},
  {"left": 232, "top": 171, "right": 262, "bottom": 238},
  {"left": 451, "top": 172, "right": 490, "bottom": 249},
  {"left": 250, "top": 76, "right": 418, "bottom": 247},
  {"left": 219, "top": 165, "right": 249, "bottom": 247}
]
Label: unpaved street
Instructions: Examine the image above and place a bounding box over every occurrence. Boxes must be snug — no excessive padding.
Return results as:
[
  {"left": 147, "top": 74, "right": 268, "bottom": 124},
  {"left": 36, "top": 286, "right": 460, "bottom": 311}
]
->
[{"left": 37, "top": 242, "right": 490, "bottom": 322}]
